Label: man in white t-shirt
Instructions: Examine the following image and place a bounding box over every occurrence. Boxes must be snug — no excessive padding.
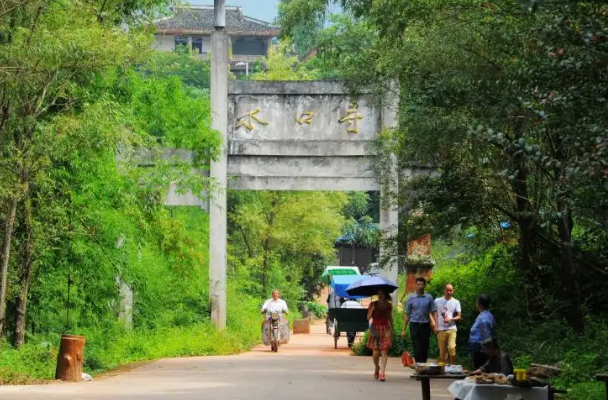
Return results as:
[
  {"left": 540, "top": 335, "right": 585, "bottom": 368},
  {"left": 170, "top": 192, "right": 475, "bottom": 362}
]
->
[
  {"left": 341, "top": 297, "right": 362, "bottom": 309},
  {"left": 434, "top": 283, "right": 461, "bottom": 365},
  {"left": 261, "top": 289, "right": 289, "bottom": 318},
  {"left": 341, "top": 297, "right": 361, "bottom": 347}
]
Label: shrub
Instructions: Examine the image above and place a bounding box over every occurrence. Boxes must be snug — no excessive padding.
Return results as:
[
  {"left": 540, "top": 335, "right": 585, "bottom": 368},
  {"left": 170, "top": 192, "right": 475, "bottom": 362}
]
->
[
  {"left": 0, "top": 340, "right": 57, "bottom": 384},
  {"left": 0, "top": 285, "right": 262, "bottom": 383},
  {"left": 424, "top": 241, "right": 608, "bottom": 399},
  {"left": 303, "top": 301, "right": 327, "bottom": 319}
]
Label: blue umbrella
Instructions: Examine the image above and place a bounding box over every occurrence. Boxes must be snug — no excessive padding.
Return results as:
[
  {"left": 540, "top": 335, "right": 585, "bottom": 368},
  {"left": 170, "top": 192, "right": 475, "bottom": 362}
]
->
[{"left": 345, "top": 275, "right": 399, "bottom": 297}]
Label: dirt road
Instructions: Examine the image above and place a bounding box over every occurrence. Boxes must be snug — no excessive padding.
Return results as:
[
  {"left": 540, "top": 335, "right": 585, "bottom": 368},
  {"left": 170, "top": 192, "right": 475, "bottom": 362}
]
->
[{"left": 0, "top": 324, "right": 454, "bottom": 400}]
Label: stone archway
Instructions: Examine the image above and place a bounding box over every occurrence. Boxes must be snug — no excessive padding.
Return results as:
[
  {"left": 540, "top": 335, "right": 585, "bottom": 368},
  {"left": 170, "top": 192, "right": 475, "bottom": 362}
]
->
[{"left": 208, "top": 80, "right": 400, "bottom": 327}]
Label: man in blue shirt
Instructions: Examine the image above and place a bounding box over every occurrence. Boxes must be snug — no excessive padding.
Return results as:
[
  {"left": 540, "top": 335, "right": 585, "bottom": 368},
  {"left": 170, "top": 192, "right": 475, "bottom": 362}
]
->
[
  {"left": 468, "top": 293, "right": 496, "bottom": 369},
  {"left": 402, "top": 277, "right": 438, "bottom": 363}
]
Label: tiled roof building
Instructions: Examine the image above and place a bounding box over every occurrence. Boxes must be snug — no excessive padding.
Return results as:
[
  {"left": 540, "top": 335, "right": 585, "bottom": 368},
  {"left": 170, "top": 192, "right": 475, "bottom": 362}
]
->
[
  {"left": 153, "top": 6, "right": 279, "bottom": 74},
  {"left": 155, "top": 5, "right": 279, "bottom": 36}
]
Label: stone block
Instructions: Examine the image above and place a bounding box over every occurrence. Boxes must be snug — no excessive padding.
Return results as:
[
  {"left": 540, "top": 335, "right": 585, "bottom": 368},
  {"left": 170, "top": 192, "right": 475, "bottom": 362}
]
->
[{"left": 293, "top": 319, "right": 310, "bottom": 334}]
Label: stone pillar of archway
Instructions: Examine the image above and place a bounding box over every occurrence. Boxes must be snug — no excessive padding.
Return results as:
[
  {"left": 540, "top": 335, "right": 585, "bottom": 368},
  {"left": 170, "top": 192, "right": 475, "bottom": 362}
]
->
[{"left": 209, "top": 0, "right": 228, "bottom": 330}]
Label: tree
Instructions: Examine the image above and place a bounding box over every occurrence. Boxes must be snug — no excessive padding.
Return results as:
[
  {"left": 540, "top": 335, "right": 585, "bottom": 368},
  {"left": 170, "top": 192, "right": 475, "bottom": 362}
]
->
[
  {"left": 0, "top": 0, "right": 220, "bottom": 346},
  {"left": 250, "top": 40, "right": 320, "bottom": 81},
  {"left": 338, "top": 192, "right": 379, "bottom": 256},
  {"left": 280, "top": 0, "right": 608, "bottom": 331},
  {"left": 278, "top": 0, "right": 327, "bottom": 57},
  {"left": 0, "top": 0, "right": 159, "bottom": 343},
  {"left": 229, "top": 191, "right": 346, "bottom": 300},
  {"left": 140, "top": 46, "right": 211, "bottom": 92}
]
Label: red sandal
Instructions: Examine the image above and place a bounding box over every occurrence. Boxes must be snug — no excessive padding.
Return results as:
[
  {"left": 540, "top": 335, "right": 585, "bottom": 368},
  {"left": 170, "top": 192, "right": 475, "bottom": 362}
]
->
[
  {"left": 374, "top": 368, "right": 380, "bottom": 380},
  {"left": 379, "top": 373, "right": 386, "bottom": 382}
]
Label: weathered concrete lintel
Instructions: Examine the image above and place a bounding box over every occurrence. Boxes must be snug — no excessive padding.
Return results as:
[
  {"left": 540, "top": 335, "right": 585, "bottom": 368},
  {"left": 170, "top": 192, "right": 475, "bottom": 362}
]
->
[
  {"left": 228, "top": 156, "right": 375, "bottom": 178},
  {"left": 129, "top": 148, "right": 436, "bottom": 180},
  {"left": 228, "top": 176, "right": 379, "bottom": 191},
  {"left": 379, "top": 81, "right": 399, "bottom": 303},
  {"left": 229, "top": 80, "right": 373, "bottom": 96},
  {"left": 228, "top": 140, "right": 375, "bottom": 157}
]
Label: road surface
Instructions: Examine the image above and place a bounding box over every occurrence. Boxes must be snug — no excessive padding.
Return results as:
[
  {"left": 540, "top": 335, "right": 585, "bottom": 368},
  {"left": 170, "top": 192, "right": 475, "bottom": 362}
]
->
[{"left": 0, "top": 323, "right": 454, "bottom": 400}]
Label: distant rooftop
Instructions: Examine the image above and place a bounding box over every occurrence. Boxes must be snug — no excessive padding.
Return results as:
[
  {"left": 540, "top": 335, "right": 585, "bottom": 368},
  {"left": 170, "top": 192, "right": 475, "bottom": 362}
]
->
[{"left": 155, "top": 5, "right": 280, "bottom": 36}]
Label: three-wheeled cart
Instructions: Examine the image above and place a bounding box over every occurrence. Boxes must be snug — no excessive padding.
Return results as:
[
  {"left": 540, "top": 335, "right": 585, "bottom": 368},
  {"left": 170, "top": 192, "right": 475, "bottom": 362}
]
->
[
  {"left": 322, "top": 266, "right": 361, "bottom": 335},
  {"left": 327, "top": 275, "right": 369, "bottom": 349}
]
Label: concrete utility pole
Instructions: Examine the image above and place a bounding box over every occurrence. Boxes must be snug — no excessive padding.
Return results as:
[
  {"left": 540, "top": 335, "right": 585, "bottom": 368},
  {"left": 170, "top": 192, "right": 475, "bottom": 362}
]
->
[
  {"left": 379, "top": 82, "right": 400, "bottom": 305},
  {"left": 209, "top": 0, "right": 228, "bottom": 330}
]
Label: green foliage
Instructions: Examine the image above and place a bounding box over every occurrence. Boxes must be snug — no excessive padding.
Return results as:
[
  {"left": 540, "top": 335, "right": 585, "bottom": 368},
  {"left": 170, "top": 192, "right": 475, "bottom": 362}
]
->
[
  {"left": 228, "top": 191, "right": 347, "bottom": 305},
  {"left": 113, "top": 69, "right": 218, "bottom": 154},
  {"left": 340, "top": 192, "right": 379, "bottom": 248},
  {"left": 141, "top": 47, "right": 211, "bottom": 91},
  {"left": 427, "top": 239, "right": 608, "bottom": 399},
  {"left": 303, "top": 301, "right": 327, "bottom": 319},
  {"left": 427, "top": 243, "right": 521, "bottom": 340},
  {"left": 278, "top": 0, "right": 330, "bottom": 57},
  {"left": 0, "top": 291, "right": 261, "bottom": 382},
  {"left": 0, "top": 341, "right": 57, "bottom": 384},
  {"left": 0, "top": 0, "right": 237, "bottom": 385},
  {"left": 250, "top": 40, "right": 321, "bottom": 81}
]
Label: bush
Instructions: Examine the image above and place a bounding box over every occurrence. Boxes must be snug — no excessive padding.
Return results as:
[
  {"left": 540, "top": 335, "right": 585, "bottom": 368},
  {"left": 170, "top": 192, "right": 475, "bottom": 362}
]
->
[
  {"left": 303, "top": 301, "right": 327, "bottom": 319},
  {"left": 425, "top": 241, "right": 608, "bottom": 399},
  {"left": 424, "top": 243, "right": 519, "bottom": 366},
  {"left": 0, "top": 340, "right": 57, "bottom": 384},
  {"left": 81, "top": 321, "right": 257, "bottom": 373},
  {"left": 498, "top": 319, "right": 608, "bottom": 400},
  {"left": 351, "top": 238, "right": 608, "bottom": 400},
  {"left": 0, "top": 286, "right": 262, "bottom": 383}
]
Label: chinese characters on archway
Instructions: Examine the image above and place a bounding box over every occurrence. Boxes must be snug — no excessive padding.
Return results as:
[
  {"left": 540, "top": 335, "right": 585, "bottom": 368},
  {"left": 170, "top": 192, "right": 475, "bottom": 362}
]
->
[
  {"left": 236, "top": 102, "right": 363, "bottom": 133},
  {"left": 236, "top": 107, "right": 268, "bottom": 131}
]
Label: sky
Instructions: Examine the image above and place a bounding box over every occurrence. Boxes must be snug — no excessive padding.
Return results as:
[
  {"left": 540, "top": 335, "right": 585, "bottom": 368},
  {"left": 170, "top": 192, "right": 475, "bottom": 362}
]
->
[{"left": 186, "top": 1, "right": 281, "bottom": 23}]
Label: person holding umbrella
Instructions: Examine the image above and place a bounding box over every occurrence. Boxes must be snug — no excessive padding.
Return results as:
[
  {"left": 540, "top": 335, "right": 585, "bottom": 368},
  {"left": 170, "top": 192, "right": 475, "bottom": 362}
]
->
[
  {"left": 345, "top": 274, "right": 399, "bottom": 382},
  {"left": 366, "top": 289, "right": 393, "bottom": 382}
]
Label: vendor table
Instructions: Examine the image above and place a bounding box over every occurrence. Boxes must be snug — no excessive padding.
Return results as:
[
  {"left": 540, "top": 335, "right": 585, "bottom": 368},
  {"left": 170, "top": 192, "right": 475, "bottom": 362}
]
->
[
  {"left": 410, "top": 374, "right": 467, "bottom": 400},
  {"left": 448, "top": 378, "right": 549, "bottom": 400}
]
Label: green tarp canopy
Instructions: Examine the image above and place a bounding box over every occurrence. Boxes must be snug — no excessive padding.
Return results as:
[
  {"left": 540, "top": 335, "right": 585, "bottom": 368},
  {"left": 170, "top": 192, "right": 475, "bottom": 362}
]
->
[{"left": 321, "top": 266, "right": 361, "bottom": 282}]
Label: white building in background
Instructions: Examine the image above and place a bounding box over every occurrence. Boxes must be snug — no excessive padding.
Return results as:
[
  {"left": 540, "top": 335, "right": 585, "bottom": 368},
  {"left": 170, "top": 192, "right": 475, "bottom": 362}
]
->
[{"left": 153, "top": 5, "right": 280, "bottom": 75}]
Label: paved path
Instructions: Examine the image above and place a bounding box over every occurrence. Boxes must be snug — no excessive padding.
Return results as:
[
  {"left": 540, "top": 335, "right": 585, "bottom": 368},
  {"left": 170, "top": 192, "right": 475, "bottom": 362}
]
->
[{"left": 0, "top": 324, "right": 454, "bottom": 400}]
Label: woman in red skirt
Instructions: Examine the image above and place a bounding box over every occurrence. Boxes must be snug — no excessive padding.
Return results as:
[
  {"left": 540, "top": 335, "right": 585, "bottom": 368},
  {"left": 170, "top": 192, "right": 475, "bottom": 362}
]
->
[{"left": 367, "top": 288, "right": 393, "bottom": 381}]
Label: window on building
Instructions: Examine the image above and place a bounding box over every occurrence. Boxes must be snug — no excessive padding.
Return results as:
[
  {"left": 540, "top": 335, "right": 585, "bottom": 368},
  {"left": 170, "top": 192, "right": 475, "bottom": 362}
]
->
[
  {"left": 174, "top": 35, "right": 204, "bottom": 54},
  {"left": 232, "top": 37, "right": 266, "bottom": 56},
  {"left": 175, "top": 35, "right": 188, "bottom": 51},
  {"left": 191, "top": 37, "right": 203, "bottom": 54}
]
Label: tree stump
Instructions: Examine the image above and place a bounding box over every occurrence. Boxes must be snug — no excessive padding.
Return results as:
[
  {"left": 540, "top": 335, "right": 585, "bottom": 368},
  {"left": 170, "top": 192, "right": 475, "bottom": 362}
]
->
[{"left": 55, "top": 334, "right": 86, "bottom": 382}]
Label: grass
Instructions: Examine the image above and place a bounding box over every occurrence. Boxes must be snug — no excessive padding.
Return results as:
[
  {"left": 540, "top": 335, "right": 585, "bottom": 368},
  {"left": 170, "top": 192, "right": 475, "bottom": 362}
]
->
[
  {"left": 0, "top": 321, "right": 259, "bottom": 385},
  {"left": 0, "top": 342, "right": 57, "bottom": 385},
  {"left": 0, "top": 293, "right": 263, "bottom": 385}
]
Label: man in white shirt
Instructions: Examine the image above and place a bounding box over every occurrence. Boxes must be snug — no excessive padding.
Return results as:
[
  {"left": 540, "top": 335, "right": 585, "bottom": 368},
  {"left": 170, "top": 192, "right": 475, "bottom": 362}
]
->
[
  {"left": 341, "top": 298, "right": 362, "bottom": 309},
  {"left": 434, "top": 284, "right": 462, "bottom": 365},
  {"left": 341, "top": 297, "right": 361, "bottom": 347},
  {"left": 261, "top": 289, "right": 289, "bottom": 318}
]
